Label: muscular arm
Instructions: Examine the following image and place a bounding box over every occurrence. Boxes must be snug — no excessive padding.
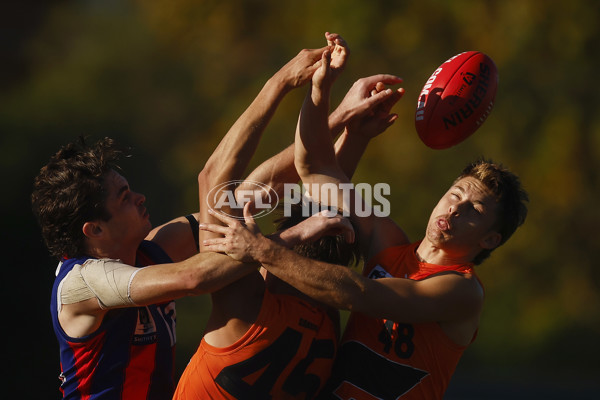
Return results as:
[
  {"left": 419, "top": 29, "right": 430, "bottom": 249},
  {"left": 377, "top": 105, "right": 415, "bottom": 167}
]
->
[
  {"left": 129, "top": 252, "right": 257, "bottom": 304},
  {"left": 237, "top": 32, "right": 357, "bottom": 207},
  {"left": 148, "top": 70, "right": 301, "bottom": 259},
  {"left": 58, "top": 252, "right": 257, "bottom": 337},
  {"left": 237, "top": 91, "right": 388, "bottom": 208},
  {"left": 334, "top": 80, "right": 404, "bottom": 179},
  {"left": 201, "top": 208, "right": 483, "bottom": 325},
  {"left": 254, "top": 236, "right": 482, "bottom": 323},
  {"left": 238, "top": 33, "right": 406, "bottom": 211},
  {"left": 199, "top": 46, "right": 331, "bottom": 250},
  {"left": 294, "top": 53, "right": 409, "bottom": 260}
]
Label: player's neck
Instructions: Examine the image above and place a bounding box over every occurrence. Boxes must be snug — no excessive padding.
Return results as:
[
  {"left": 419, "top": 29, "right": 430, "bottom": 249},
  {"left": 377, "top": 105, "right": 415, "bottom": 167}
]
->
[
  {"left": 415, "top": 239, "right": 473, "bottom": 266},
  {"left": 85, "top": 240, "right": 137, "bottom": 265}
]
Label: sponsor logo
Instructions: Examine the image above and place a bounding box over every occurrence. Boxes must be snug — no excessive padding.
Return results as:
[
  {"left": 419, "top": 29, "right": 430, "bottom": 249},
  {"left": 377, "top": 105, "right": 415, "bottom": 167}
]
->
[
  {"left": 368, "top": 265, "right": 393, "bottom": 280},
  {"left": 133, "top": 307, "right": 158, "bottom": 345},
  {"left": 415, "top": 52, "right": 468, "bottom": 121},
  {"left": 416, "top": 67, "right": 443, "bottom": 121},
  {"left": 443, "top": 61, "right": 493, "bottom": 130}
]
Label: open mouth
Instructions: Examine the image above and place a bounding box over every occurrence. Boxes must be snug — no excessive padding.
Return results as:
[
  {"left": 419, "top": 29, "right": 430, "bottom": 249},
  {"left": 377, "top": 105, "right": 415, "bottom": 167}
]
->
[{"left": 436, "top": 217, "right": 451, "bottom": 231}]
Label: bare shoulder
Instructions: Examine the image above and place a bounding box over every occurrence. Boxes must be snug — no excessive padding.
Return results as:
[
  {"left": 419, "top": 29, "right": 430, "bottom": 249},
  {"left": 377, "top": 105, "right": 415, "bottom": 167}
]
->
[
  {"left": 424, "top": 271, "right": 484, "bottom": 303},
  {"left": 420, "top": 272, "right": 484, "bottom": 323},
  {"left": 146, "top": 213, "right": 199, "bottom": 262},
  {"left": 431, "top": 272, "right": 484, "bottom": 346},
  {"left": 364, "top": 216, "right": 410, "bottom": 260}
]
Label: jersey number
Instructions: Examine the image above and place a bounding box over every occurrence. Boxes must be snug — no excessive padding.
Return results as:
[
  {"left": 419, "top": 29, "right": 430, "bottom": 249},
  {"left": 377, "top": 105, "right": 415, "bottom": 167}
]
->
[
  {"left": 215, "top": 327, "right": 335, "bottom": 399},
  {"left": 378, "top": 321, "right": 415, "bottom": 358}
]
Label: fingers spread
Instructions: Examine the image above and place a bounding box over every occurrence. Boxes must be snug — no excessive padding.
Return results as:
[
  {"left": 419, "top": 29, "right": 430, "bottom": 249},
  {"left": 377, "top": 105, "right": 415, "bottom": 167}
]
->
[
  {"left": 243, "top": 202, "right": 258, "bottom": 230},
  {"left": 199, "top": 222, "right": 229, "bottom": 235},
  {"left": 207, "top": 208, "right": 233, "bottom": 225}
]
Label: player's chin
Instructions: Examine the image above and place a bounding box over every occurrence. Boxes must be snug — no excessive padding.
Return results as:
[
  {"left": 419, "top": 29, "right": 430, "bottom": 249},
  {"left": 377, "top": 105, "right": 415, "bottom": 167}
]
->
[
  {"left": 425, "top": 225, "right": 441, "bottom": 242},
  {"left": 142, "top": 220, "right": 153, "bottom": 235},
  {"left": 427, "top": 224, "right": 452, "bottom": 243}
]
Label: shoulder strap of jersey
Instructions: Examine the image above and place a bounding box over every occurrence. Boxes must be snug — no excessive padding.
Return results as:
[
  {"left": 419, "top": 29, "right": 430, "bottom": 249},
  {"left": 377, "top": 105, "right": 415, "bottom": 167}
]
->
[
  {"left": 185, "top": 214, "right": 200, "bottom": 252},
  {"left": 137, "top": 240, "right": 173, "bottom": 266}
]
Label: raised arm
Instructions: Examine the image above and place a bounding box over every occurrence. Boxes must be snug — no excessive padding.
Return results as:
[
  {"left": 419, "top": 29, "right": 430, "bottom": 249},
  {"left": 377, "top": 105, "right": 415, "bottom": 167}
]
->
[
  {"left": 294, "top": 52, "right": 409, "bottom": 259},
  {"left": 200, "top": 46, "right": 329, "bottom": 189},
  {"left": 239, "top": 33, "right": 405, "bottom": 206},
  {"left": 294, "top": 69, "right": 404, "bottom": 191},
  {"left": 198, "top": 45, "right": 330, "bottom": 250},
  {"left": 145, "top": 48, "right": 327, "bottom": 260},
  {"left": 237, "top": 32, "right": 351, "bottom": 205},
  {"left": 334, "top": 79, "right": 404, "bottom": 178}
]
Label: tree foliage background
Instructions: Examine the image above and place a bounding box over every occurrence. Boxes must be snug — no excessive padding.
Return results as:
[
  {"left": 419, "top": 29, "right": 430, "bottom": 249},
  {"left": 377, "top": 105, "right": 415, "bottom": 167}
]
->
[{"left": 3, "top": 0, "right": 598, "bottom": 398}]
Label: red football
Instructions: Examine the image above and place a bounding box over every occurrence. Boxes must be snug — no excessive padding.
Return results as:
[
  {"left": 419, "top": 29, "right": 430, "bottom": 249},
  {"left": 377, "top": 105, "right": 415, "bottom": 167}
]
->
[{"left": 415, "top": 51, "right": 498, "bottom": 149}]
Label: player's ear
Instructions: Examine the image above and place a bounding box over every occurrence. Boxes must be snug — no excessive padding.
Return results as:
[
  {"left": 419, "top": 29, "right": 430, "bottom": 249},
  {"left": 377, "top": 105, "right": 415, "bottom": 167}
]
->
[
  {"left": 480, "top": 231, "right": 501, "bottom": 250},
  {"left": 82, "top": 221, "right": 103, "bottom": 239}
]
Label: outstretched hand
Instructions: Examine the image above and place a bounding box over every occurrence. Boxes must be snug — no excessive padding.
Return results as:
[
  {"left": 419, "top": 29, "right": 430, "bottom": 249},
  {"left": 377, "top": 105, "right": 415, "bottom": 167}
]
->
[
  {"left": 200, "top": 203, "right": 264, "bottom": 262},
  {"left": 294, "top": 209, "right": 355, "bottom": 244},
  {"left": 201, "top": 202, "right": 356, "bottom": 262},
  {"left": 347, "top": 81, "right": 405, "bottom": 139},
  {"left": 276, "top": 45, "right": 332, "bottom": 90},
  {"left": 325, "top": 32, "right": 349, "bottom": 79},
  {"left": 333, "top": 74, "right": 404, "bottom": 130}
]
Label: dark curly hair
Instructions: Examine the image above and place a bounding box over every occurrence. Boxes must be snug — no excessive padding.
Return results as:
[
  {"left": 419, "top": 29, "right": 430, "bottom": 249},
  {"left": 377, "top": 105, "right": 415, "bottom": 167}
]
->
[
  {"left": 457, "top": 158, "right": 529, "bottom": 265},
  {"left": 274, "top": 202, "right": 361, "bottom": 268},
  {"left": 31, "top": 137, "right": 128, "bottom": 260}
]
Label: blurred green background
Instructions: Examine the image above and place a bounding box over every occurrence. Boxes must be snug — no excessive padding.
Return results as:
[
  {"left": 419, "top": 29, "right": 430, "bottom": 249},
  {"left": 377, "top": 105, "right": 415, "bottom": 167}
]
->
[{"left": 3, "top": 0, "right": 598, "bottom": 398}]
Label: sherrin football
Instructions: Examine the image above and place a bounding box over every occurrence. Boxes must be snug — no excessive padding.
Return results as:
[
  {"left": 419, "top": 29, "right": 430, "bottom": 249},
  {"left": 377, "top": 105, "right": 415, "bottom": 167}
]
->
[{"left": 415, "top": 51, "right": 498, "bottom": 149}]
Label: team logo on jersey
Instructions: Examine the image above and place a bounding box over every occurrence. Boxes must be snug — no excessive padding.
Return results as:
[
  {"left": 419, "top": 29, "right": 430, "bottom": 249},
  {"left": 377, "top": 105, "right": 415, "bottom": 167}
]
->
[
  {"left": 369, "top": 265, "right": 392, "bottom": 280},
  {"left": 133, "top": 307, "right": 158, "bottom": 345},
  {"left": 157, "top": 301, "right": 177, "bottom": 346}
]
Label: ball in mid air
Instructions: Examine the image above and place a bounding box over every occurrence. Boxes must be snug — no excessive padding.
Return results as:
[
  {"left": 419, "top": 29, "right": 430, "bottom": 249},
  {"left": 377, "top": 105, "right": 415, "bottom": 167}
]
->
[{"left": 415, "top": 51, "right": 498, "bottom": 149}]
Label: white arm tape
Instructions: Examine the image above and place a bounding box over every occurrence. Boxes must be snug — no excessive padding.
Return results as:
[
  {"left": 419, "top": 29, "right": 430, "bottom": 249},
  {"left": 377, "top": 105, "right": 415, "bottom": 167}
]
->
[{"left": 77, "top": 259, "right": 140, "bottom": 309}]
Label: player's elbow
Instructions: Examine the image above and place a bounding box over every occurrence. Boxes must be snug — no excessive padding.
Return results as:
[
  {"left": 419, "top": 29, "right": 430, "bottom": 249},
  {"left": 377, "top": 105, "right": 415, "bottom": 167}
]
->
[
  {"left": 198, "top": 161, "right": 236, "bottom": 191},
  {"left": 294, "top": 157, "right": 312, "bottom": 180},
  {"left": 197, "top": 167, "right": 233, "bottom": 202},
  {"left": 294, "top": 158, "right": 337, "bottom": 183},
  {"left": 197, "top": 169, "right": 211, "bottom": 192}
]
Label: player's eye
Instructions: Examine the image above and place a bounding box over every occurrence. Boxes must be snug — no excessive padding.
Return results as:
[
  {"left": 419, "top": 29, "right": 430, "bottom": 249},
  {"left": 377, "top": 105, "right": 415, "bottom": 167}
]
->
[
  {"left": 473, "top": 204, "right": 484, "bottom": 214},
  {"left": 121, "top": 191, "right": 131, "bottom": 203}
]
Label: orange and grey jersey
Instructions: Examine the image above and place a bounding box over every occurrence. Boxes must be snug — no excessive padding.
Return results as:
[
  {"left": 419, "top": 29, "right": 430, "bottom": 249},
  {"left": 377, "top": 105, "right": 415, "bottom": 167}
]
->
[
  {"left": 321, "top": 242, "right": 480, "bottom": 400},
  {"left": 173, "top": 289, "right": 337, "bottom": 399}
]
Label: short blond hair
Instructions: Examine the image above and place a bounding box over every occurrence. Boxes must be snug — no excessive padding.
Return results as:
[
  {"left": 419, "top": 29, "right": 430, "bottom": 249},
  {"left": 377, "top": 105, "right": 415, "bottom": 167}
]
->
[{"left": 456, "top": 158, "right": 528, "bottom": 264}]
